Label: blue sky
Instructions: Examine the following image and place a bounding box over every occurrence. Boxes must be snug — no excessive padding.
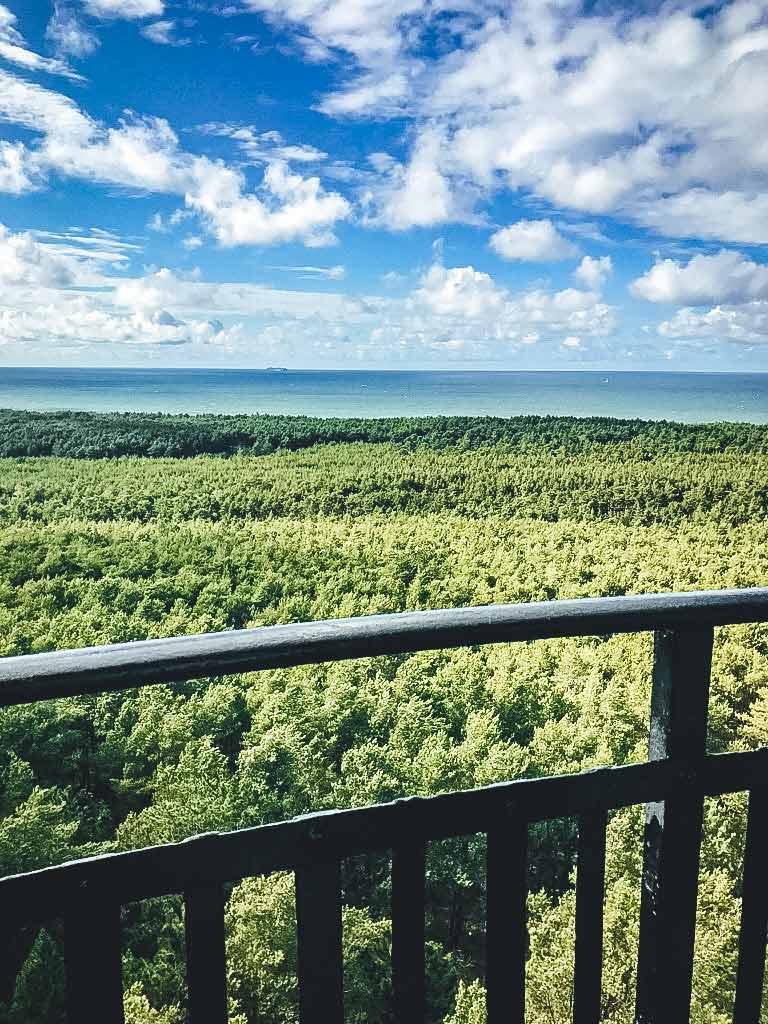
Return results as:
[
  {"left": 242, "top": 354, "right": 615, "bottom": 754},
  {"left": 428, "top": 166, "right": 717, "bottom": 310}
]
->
[{"left": 0, "top": 0, "right": 767, "bottom": 368}]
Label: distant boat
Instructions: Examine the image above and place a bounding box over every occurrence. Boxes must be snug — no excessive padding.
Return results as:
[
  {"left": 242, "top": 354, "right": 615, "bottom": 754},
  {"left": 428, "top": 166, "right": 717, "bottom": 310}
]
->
[
  {"left": 601, "top": 377, "right": 610, "bottom": 384},
  {"left": 265, "top": 367, "right": 289, "bottom": 373}
]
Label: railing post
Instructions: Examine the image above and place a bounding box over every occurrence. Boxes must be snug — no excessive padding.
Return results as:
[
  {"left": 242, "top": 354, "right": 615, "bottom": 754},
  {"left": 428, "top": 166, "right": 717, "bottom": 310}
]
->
[
  {"left": 391, "top": 841, "right": 426, "bottom": 1024},
  {"left": 635, "top": 627, "right": 714, "bottom": 1024},
  {"left": 733, "top": 786, "right": 768, "bottom": 1024},
  {"left": 486, "top": 817, "right": 528, "bottom": 1024},
  {"left": 574, "top": 810, "right": 607, "bottom": 1024},
  {"left": 64, "top": 892, "right": 124, "bottom": 1024},
  {"left": 185, "top": 883, "right": 228, "bottom": 1024},
  {"left": 295, "top": 858, "right": 344, "bottom": 1024}
]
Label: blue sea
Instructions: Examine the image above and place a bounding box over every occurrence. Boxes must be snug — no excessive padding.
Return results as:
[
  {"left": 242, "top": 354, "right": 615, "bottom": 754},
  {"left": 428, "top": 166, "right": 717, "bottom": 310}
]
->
[{"left": 2, "top": 367, "right": 768, "bottom": 422}]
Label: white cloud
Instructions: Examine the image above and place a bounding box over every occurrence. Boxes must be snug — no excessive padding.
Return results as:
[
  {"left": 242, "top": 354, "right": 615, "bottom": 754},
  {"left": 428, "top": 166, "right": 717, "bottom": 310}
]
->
[
  {"left": 187, "top": 159, "right": 350, "bottom": 247},
  {"left": 269, "top": 264, "right": 346, "bottom": 279},
  {"left": 83, "top": 0, "right": 164, "bottom": 19},
  {"left": 198, "top": 124, "right": 327, "bottom": 164},
  {"left": 0, "top": 141, "right": 35, "bottom": 193},
  {"left": 110, "top": 267, "right": 361, "bottom": 319},
  {"left": 141, "top": 20, "right": 190, "bottom": 46},
  {"left": 42, "top": 113, "right": 189, "bottom": 192},
  {"left": 0, "top": 224, "right": 75, "bottom": 288},
  {"left": 0, "top": 71, "right": 350, "bottom": 249},
  {"left": 575, "top": 256, "right": 612, "bottom": 291},
  {"left": 632, "top": 251, "right": 768, "bottom": 305},
  {"left": 634, "top": 191, "right": 768, "bottom": 246},
  {"left": 410, "top": 262, "right": 616, "bottom": 346},
  {"left": 490, "top": 220, "right": 579, "bottom": 262},
  {"left": 658, "top": 303, "right": 768, "bottom": 344},
  {"left": 334, "top": 261, "right": 619, "bottom": 361},
  {"left": 320, "top": 72, "right": 410, "bottom": 117},
  {"left": 141, "top": 20, "right": 175, "bottom": 44},
  {"left": 0, "top": 299, "right": 239, "bottom": 347},
  {"left": 30, "top": 227, "right": 142, "bottom": 266},
  {"left": 0, "top": 222, "right": 620, "bottom": 362},
  {"left": 0, "top": 4, "right": 82, "bottom": 79},
  {"left": 242, "top": 0, "right": 421, "bottom": 76},
  {"left": 365, "top": 127, "right": 470, "bottom": 230},
  {"left": 46, "top": 4, "right": 100, "bottom": 58},
  {"left": 0, "top": 68, "right": 89, "bottom": 138},
  {"left": 0, "top": 246, "right": 241, "bottom": 349},
  {"left": 415, "top": 264, "right": 507, "bottom": 317},
  {"left": 562, "top": 335, "right": 582, "bottom": 349},
  {"left": 238, "top": 0, "right": 768, "bottom": 244}
]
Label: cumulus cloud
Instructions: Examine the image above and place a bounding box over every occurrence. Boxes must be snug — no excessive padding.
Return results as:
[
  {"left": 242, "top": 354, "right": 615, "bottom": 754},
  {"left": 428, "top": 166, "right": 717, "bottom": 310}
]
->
[
  {"left": 632, "top": 252, "right": 768, "bottom": 305},
  {"left": 0, "top": 220, "right": 620, "bottom": 361},
  {"left": 575, "top": 256, "right": 612, "bottom": 291},
  {"left": 415, "top": 264, "right": 507, "bottom": 317},
  {"left": 0, "top": 299, "right": 239, "bottom": 347},
  {"left": 490, "top": 220, "right": 579, "bottom": 262},
  {"left": 365, "top": 127, "right": 472, "bottom": 230},
  {"left": 235, "top": 0, "right": 768, "bottom": 243},
  {"left": 329, "top": 261, "right": 619, "bottom": 360},
  {"left": 0, "top": 224, "right": 75, "bottom": 288},
  {"left": 634, "top": 192, "right": 768, "bottom": 247},
  {"left": 658, "top": 303, "right": 768, "bottom": 344},
  {"left": 0, "top": 244, "right": 242, "bottom": 350},
  {"left": 242, "top": 0, "right": 420, "bottom": 79},
  {"left": 411, "top": 262, "right": 616, "bottom": 342},
  {"left": 0, "top": 71, "right": 350, "bottom": 248},
  {"left": 187, "top": 159, "right": 350, "bottom": 247}
]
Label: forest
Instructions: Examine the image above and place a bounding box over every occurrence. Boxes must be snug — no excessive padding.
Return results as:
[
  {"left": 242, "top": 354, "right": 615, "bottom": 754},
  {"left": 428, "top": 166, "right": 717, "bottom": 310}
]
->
[
  {"left": 4, "top": 408, "right": 768, "bottom": 458},
  {"left": 1, "top": 412, "right": 767, "bottom": 1023}
]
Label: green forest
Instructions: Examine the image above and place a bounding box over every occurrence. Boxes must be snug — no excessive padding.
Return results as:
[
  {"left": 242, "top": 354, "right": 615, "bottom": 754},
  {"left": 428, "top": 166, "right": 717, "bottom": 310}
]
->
[{"left": 1, "top": 412, "right": 767, "bottom": 1023}]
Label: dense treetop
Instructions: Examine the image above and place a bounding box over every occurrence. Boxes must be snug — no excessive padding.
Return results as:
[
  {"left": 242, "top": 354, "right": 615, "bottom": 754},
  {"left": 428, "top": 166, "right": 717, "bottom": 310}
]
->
[
  {"left": 1, "top": 425, "right": 767, "bottom": 1023},
  {"left": 3, "top": 408, "right": 768, "bottom": 458}
]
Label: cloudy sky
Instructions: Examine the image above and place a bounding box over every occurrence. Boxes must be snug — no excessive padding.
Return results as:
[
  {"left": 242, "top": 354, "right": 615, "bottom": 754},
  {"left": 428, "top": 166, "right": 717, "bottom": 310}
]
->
[{"left": 0, "top": 0, "right": 767, "bottom": 369}]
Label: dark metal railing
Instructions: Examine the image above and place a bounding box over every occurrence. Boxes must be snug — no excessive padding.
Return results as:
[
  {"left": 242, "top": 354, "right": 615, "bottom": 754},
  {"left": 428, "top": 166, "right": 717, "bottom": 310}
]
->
[{"left": 1, "top": 588, "right": 768, "bottom": 1024}]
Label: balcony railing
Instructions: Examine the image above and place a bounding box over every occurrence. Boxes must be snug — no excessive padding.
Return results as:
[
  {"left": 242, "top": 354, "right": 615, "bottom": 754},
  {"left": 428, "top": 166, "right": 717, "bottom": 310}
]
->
[{"left": 2, "top": 588, "right": 768, "bottom": 1024}]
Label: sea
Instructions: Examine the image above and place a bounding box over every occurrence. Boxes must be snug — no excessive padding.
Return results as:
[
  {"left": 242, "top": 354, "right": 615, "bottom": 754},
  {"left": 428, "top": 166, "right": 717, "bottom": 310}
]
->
[{"left": 2, "top": 367, "right": 768, "bottom": 422}]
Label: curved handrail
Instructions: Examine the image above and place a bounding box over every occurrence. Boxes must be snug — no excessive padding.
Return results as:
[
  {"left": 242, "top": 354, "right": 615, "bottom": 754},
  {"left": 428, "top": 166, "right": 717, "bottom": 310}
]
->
[{"left": 1, "top": 587, "right": 768, "bottom": 707}]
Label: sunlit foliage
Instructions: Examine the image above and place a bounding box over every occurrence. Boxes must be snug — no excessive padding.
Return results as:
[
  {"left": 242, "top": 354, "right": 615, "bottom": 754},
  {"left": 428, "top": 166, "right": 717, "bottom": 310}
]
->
[{"left": 0, "top": 419, "right": 766, "bottom": 1022}]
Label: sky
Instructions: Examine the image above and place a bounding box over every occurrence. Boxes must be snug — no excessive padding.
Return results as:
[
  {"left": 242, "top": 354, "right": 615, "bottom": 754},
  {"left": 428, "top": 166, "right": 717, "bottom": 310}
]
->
[{"left": 0, "top": 0, "right": 767, "bottom": 370}]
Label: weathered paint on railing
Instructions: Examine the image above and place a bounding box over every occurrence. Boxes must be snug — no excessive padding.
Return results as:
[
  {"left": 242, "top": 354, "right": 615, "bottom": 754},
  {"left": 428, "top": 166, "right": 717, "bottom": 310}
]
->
[{"left": 1, "top": 587, "right": 768, "bottom": 706}]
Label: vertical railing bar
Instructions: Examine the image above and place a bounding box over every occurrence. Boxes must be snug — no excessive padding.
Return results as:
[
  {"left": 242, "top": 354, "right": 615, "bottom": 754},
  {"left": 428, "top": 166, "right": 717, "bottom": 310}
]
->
[
  {"left": 391, "top": 840, "right": 426, "bottom": 1024},
  {"left": 295, "top": 857, "right": 344, "bottom": 1024},
  {"left": 574, "top": 809, "right": 607, "bottom": 1024},
  {"left": 733, "top": 786, "right": 768, "bottom": 1024},
  {"left": 635, "top": 626, "right": 714, "bottom": 1024},
  {"left": 185, "top": 882, "right": 228, "bottom": 1024},
  {"left": 64, "top": 893, "right": 124, "bottom": 1024},
  {"left": 486, "top": 816, "right": 528, "bottom": 1024}
]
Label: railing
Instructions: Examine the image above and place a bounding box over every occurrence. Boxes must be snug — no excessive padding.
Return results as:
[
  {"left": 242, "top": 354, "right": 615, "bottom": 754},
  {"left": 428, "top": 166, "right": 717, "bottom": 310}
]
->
[{"left": 2, "top": 589, "right": 768, "bottom": 1024}]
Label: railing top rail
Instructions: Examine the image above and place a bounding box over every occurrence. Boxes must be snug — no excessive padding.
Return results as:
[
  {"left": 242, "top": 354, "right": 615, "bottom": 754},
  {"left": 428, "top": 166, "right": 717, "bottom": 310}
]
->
[
  {"left": 2, "top": 587, "right": 768, "bottom": 708},
  {"left": 3, "top": 748, "right": 767, "bottom": 928}
]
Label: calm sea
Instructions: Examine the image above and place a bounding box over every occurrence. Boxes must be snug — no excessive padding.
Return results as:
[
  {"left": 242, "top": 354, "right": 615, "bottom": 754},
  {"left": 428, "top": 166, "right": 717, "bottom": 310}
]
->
[{"left": 1, "top": 367, "right": 768, "bottom": 422}]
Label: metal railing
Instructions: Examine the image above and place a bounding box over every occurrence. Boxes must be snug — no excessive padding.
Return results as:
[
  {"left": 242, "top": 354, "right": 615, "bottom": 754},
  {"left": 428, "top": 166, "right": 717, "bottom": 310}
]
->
[{"left": 2, "top": 588, "right": 768, "bottom": 1024}]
